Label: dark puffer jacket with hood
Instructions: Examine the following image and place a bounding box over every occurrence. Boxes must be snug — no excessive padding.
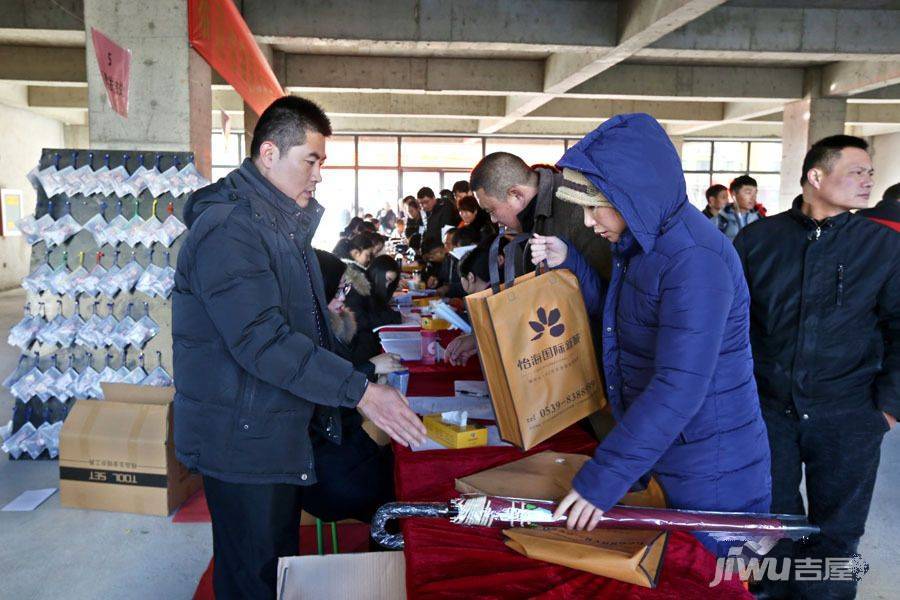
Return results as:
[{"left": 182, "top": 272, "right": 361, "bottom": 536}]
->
[
  {"left": 172, "top": 159, "right": 369, "bottom": 486},
  {"left": 555, "top": 114, "right": 771, "bottom": 518}
]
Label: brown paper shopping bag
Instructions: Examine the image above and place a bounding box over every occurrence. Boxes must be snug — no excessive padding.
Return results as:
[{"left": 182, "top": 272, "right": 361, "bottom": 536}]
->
[
  {"left": 456, "top": 451, "right": 669, "bottom": 588},
  {"left": 454, "top": 451, "right": 667, "bottom": 508},
  {"left": 504, "top": 527, "right": 668, "bottom": 588},
  {"left": 465, "top": 236, "right": 605, "bottom": 450}
]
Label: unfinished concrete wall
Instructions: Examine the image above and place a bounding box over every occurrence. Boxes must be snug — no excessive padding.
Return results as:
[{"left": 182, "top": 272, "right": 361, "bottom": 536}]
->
[
  {"left": 0, "top": 101, "right": 65, "bottom": 290},
  {"left": 870, "top": 131, "right": 900, "bottom": 205}
]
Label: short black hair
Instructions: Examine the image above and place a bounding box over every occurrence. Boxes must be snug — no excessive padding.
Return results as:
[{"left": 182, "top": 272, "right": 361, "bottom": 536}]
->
[
  {"left": 417, "top": 187, "right": 435, "bottom": 200},
  {"left": 459, "top": 237, "right": 508, "bottom": 284},
  {"left": 883, "top": 182, "right": 900, "bottom": 203},
  {"left": 800, "top": 135, "right": 869, "bottom": 187},
  {"left": 452, "top": 180, "right": 470, "bottom": 194},
  {"left": 705, "top": 184, "right": 727, "bottom": 201},
  {"left": 453, "top": 226, "right": 482, "bottom": 247},
  {"left": 470, "top": 152, "right": 535, "bottom": 199},
  {"left": 250, "top": 96, "right": 332, "bottom": 158},
  {"left": 729, "top": 175, "right": 758, "bottom": 194},
  {"left": 421, "top": 235, "right": 445, "bottom": 255}
]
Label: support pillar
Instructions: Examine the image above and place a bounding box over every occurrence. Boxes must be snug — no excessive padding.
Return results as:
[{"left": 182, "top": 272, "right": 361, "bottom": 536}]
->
[
  {"left": 243, "top": 44, "right": 278, "bottom": 157},
  {"left": 84, "top": 0, "right": 211, "bottom": 178},
  {"left": 779, "top": 69, "right": 847, "bottom": 212}
]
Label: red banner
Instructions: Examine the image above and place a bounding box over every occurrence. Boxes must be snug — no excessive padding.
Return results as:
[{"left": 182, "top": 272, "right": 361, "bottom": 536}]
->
[{"left": 188, "top": 0, "right": 284, "bottom": 116}]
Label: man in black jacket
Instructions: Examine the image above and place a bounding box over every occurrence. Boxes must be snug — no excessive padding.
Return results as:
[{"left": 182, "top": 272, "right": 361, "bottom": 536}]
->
[
  {"left": 468, "top": 152, "right": 612, "bottom": 279},
  {"left": 172, "top": 96, "right": 425, "bottom": 599},
  {"left": 734, "top": 135, "right": 899, "bottom": 600},
  {"left": 418, "top": 186, "right": 460, "bottom": 254}
]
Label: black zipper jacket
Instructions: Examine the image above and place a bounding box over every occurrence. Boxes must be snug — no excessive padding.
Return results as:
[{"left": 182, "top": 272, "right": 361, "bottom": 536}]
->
[{"left": 734, "top": 195, "right": 900, "bottom": 419}]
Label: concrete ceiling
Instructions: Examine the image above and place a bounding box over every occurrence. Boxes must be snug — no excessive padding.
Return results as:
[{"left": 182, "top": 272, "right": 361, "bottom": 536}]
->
[{"left": 1, "top": 0, "right": 899, "bottom": 137}]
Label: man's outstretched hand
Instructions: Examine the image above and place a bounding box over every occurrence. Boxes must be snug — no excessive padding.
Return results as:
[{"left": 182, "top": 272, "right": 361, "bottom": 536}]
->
[{"left": 357, "top": 382, "right": 427, "bottom": 448}]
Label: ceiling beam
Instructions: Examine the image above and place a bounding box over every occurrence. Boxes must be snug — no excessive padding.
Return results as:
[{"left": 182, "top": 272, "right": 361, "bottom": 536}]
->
[
  {"left": 481, "top": 0, "right": 726, "bottom": 133},
  {"left": 645, "top": 5, "right": 900, "bottom": 60},
  {"left": 822, "top": 60, "right": 900, "bottom": 97},
  {"left": 245, "top": 0, "right": 617, "bottom": 52},
  {"left": 668, "top": 101, "right": 785, "bottom": 135},
  {"left": 0, "top": 45, "right": 85, "bottom": 85}
]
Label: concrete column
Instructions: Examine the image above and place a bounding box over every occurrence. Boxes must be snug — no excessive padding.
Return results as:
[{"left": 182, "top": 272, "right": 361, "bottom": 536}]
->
[
  {"left": 84, "top": 0, "right": 211, "bottom": 177},
  {"left": 779, "top": 70, "right": 847, "bottom": 211},
  {"left": 243, "top": 44, "right": 278, "bottom": 157}
]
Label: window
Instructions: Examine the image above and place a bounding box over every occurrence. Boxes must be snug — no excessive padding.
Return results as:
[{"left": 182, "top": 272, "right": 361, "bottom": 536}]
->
[
  {"left": 401, "top": 137, "right": 483, "bottom": 169},
  {"left": 211, "top": 130, "right": 246, "bottom": 181},
  {"left": 484, "top": 139, "right": 565, "bottom": 167},
  {"left": 682, "top": 140, "right": 782, "bottom": 212}
]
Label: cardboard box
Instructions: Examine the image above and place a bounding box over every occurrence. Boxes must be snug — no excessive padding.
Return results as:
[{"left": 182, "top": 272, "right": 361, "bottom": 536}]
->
[
  {"left": 59, "top": 383, "right": 200, "bottom": 516},
  {"left": 423, "top": 413, "right": 488, "bottom": 449},
  {"left": 277, "top": 551, "right": 406, "bottom": 600}
]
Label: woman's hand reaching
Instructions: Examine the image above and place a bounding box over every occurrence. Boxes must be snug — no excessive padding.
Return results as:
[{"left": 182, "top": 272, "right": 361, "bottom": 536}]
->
[{"left": 530, "top": 234, "right": 568, "bottom": 268}]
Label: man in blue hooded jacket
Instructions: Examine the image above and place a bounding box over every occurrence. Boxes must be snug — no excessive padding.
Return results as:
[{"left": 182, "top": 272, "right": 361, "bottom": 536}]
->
[
  {"left": 530, "top": 114, "right": 771, "bottom": 554},
  {"left": 172, "top": 96, "right": 426, "bottom": 599}
]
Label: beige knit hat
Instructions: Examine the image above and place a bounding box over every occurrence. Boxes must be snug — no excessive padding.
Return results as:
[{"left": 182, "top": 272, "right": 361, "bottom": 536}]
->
[{"left": 555, "top": 168, "right": 612, "bottom": 208}]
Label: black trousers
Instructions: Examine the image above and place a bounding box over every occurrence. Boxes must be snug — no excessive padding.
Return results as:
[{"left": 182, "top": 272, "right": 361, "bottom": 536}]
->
[
  {"left": 756, "top": 407, "right": 888, "bottom": 600},
  {"left": 203, "top": 423, "right": 394, "bottom": 600}
]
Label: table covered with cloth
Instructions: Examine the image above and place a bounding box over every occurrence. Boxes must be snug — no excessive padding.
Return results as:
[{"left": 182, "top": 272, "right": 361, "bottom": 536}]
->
[{"left": 395, "top": 382, "right": 753, "bottom": 598}]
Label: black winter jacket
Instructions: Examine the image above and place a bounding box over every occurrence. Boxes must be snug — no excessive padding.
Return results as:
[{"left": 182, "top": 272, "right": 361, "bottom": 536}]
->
[
  {"left": 343, "top": 262, "right": 402, "bottom": 364},
  {"left": 734, "top": 195, "right": 900, "bottom": 420},
  {"left": 172, "top": 159, "right": 369, "bottom": 486},
  {"left": 421, "top": 198, "right": 460, "bottom": 253}
]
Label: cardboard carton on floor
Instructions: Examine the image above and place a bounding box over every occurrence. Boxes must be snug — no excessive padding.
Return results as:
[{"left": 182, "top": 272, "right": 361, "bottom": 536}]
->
[
  {"left": 59, "top": 383, "right": 200, "bottom": 517},
  {"left": 277, "top": 552, "right": 406, "bottom": 600}
]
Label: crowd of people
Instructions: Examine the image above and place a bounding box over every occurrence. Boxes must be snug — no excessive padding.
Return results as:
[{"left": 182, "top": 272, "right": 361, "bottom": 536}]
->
[{"left": 171, "top": 96, "right": 898, "bottom": 599}]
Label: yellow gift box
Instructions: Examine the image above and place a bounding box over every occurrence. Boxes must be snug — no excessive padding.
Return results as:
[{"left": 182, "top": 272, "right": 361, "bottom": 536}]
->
[{"left": 423, "top": 414, "right": 488, "bottom": 449}]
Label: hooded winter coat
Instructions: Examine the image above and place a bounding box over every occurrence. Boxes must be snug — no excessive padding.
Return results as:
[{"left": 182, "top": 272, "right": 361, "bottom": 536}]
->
[
  {"left": 556, "top": 114, "right": 771, "bottom": 516},
  {"left": 172, "top": 159, "right": 369, "bottom": 486}
]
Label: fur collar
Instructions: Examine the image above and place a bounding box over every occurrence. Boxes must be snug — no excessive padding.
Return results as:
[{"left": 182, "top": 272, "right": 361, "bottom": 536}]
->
[
  {"left": 341, "top": 260, "right": 371, "bottom": 296},
  {"left": 328, "top": 308, "right": 358, "bottom": 344}
]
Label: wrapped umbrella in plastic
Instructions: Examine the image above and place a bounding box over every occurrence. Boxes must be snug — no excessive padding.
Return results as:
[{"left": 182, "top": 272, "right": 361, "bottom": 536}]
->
[
  {"left": 370, "top": 495, "right": 820, "bottom": 550},
  {"left": 121, "top": 351, "right": 148, "bottom": 384},
  {"left": 3, "top": 353, "right": 34, "bottom": 390},
  {"left": 87, "top": 154, "right": 112, "bottom": 197},
  {"left": 74, "top": 352, "right": 102, "bottom": 399},
  {"left": 32, "top": 354, "right": 63, "bottom": 403},
  {"left": 36, "top": 300, "right": 66, "bottom": 347},
  {"left": 15, "top": 212, "right": 42, "bottom": 245},
  {"left": 109, "top": 154, "right": 132, "bottom": 198},
  {"left": 139, "top": 199, "right": 163, "bottom": 247},
  {"left": 98, "top": 353, "right": 119, "bottom": 387},
  {"left": 52, "top": 354, "right": 80, "bottom": 402},
  {"left": 7, "top": 304, "right": 42, "bottom": 351},
  {"left": 136, "top": 247, "right": 165, "bottom": 298},
  {"left": 48, "top": 251, "right": 75, "bottom": 296},
  {"left": 55, "top": 297, "right": 85, "bottom": 348},
  {"left": 123, "top": 154, "right": 152, "bottom": 198},
  {"left": 106, "top": 199, "right": 130, "bottom": 245},
  {"left": 141, "top": 351, "right": 173, "bottom": 387},
  {"left": 97, "top": 248, "right": 124, "bottom": 297},
  {"left": 79, "top": 251, "right": 108, "bottom": 298},
  {"left": 82, "top": 201, "right": 111, "bottom": 247},
  {"left": 35, "top": 153, "right": 63, "bottom": 197},
  {"left": 22, "top": 254, "right": 55, "bottom": 295},
  {"left": 123, "top": 199, "right": 145, "bottom": 248},
  {"left": 177, "top": 156, "right": 210, "bottom": 195},
  {"left": 64, "top": 152, "right": 94, "bottom": 197},
  {"left": 109, "top": 302, "right": 137, "bottom": 351},
  {"left": 66, "top": 252, "right": 91, "bottom": 298},
  {"left": 145, "top": 154, "right": 169, "bottom": 198},
  {"left": 75, "top": 301, "right": 102, "bottom": 348},
  {"left": 9, "top": 353, "right": 43, "bottom": 402},
  {"left": 93, "top": 302, "right": 120, "bottom": 349},
  {"left": 45, "top": 200, "right": 82, "bottom": 247},
  {"left": 158, "top": 201, "right": 187, "bottom": 247}
]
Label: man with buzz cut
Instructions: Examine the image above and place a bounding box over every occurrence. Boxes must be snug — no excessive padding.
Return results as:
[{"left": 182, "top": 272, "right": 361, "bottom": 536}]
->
[
  {"left": 735, "top": 135, "right": 899, "bottom": 600},
  {"left": 172, "top": 96, "right": 426, "bottom": 599}
]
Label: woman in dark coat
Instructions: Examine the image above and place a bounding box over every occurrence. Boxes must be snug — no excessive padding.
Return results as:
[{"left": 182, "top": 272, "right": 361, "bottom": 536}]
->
[{"left": 344, "top": 254, "right": 403, "bottom": 364}]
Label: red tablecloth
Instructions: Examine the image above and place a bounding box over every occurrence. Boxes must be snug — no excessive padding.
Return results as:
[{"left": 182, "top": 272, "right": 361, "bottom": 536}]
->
[
  {"left": 380, "top": 327, "right": 483, "bottom": 396},
  {"left": 395, "top": 383, "right": 752, "bottom": 598}
]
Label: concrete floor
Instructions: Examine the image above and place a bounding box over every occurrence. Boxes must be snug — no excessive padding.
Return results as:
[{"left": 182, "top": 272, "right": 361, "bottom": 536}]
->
[{"left": 0, "top": 286, "right": 898, "bottom": 598}]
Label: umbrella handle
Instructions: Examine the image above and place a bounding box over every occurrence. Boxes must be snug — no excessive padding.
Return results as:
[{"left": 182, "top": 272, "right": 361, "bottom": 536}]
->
[{"left": 370, "top": 502, "right": 453, "bottom": 549}]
